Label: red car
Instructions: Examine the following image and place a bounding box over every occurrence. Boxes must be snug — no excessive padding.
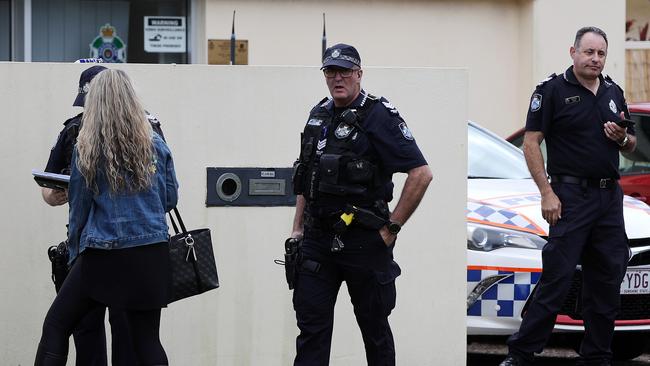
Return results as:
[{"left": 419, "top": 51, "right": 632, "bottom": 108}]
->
[{"left": 506, "top": 102, "right": 650, "bottom": 203}]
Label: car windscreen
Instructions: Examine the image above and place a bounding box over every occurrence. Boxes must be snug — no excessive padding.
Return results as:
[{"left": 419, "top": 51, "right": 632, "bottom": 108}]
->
[{"left": 468, "top": 123, "right": 531, "bottom": 179}]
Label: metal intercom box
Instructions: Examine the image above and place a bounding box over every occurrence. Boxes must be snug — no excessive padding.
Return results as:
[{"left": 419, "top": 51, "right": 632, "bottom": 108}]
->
[{"left": 206, "top": 167, "right": 296, "bottom": 207}]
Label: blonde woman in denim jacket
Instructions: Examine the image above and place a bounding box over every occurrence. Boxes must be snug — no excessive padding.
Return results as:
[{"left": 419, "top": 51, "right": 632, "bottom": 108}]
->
[{"left": 35, "top": 69, "right": 178, "bottom": 366}]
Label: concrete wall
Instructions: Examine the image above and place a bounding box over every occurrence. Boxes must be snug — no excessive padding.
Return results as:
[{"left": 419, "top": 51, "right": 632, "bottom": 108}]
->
[
  {"left": 0, "top": 62, "right": 467, "bottom": 365},
  {"left": 530, "top": 0, "right": 627, "bottom": 87},
  {"left": 199, "top": 0, "right": 626, "bottom": 137},
  {"left": 202, "top": 0, "right": 527, "bottom": 137}
]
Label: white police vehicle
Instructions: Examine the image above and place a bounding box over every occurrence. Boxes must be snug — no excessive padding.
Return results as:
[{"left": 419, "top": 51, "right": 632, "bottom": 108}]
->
[{"left": 466, "top": 121, "right": 650, "bottom": 360}]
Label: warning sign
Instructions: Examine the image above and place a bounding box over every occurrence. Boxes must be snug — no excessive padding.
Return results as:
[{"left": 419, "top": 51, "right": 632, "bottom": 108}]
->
[{"left": 144, "top": 16, "right": 186, "bottom": 53}]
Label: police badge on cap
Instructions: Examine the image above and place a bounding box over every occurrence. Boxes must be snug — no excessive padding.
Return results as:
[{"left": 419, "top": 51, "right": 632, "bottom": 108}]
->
[
  {"left": 73, "top": 65, "right": 107, "bottom": 107},
  {"left": 321, "top": 44, "right": 361, "bottom": 70}
]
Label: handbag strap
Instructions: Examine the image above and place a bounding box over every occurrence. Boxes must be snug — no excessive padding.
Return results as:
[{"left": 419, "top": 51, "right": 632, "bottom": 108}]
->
[{"left": 168, "top": 207, "right": 188, "bottom": 235}]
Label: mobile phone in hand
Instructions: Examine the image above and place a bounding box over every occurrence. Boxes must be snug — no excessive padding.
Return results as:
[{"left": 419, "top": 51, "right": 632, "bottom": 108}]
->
[{"left": 617, "top": 119, "right": 635, "bottom": 128}]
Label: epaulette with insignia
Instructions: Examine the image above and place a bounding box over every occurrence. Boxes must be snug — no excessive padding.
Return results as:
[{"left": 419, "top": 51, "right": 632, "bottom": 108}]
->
[
  {"left": 379, "top": 97, "right": 400, "bottom": 115},
  {"left": 604, "top": 74, "right": 624, "bottom": 94},
  {"left": 318, "top": 97, "right": 331, "bottom": 108},
  {"left": 145, "top": 110, "right": 160, "bottom": 124},
  {"left": 358, "top": 92, "right": 375, "bottom": 107},
  {"left": 603, "top": 74, "right": 613, "bottom": 87},
  {"left": 309, "top": 97, "right": 331, "bottom": 114},
  {"left": 537, "top": 73, "right": 557, "bottom": 87},
  {"left": 63, "top": 113, "right": 83, "bottom": 127},
  {"left": 62, "top": 114, "right": 83, "bottom": 135}
]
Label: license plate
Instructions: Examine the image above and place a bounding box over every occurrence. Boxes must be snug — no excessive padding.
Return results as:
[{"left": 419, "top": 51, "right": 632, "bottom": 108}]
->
[{"left": 621, "top": 269, "right": 650, "bottom": 295}]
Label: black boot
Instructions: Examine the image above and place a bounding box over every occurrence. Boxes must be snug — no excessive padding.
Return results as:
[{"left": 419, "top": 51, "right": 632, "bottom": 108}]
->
[
  {"left": 34, "top": 343, "right": 67, "bottom": 366},
  {"left": 499, "top": 353, "right": 531, "bottom": 366}
]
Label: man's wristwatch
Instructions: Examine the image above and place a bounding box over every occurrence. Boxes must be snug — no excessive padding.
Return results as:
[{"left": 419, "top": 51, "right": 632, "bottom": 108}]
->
[
  {"left": 387, "top": 221, "right": 402, "bottom": 235},
  {"left": 618, "top": 134, "right": 629, "bottom": 147}
]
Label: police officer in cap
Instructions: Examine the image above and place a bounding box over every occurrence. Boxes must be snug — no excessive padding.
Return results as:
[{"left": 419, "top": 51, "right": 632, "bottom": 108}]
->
[
  {"left": 501, "top": 26, "right": 636, "bottom": 366},
  {"left": 290, "top": 43, "right": 432, "bottom": 365},
  {"left": 42, "top": 63, "right": 165, "bottom": 365}
]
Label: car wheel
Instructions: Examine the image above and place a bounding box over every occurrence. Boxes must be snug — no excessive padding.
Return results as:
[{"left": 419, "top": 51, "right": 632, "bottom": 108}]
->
[{"left": 611, "top": 334, "right": 647, "bottom": 361}]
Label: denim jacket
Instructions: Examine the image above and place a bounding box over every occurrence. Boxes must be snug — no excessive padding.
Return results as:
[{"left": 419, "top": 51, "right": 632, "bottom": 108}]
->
[{"left": 67, "top": 133, "right": 178, "bottom": 264}]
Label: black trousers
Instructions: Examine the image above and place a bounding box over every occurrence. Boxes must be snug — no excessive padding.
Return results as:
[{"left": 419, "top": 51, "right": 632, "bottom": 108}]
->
[
  {"left": 71, "top": 306, "right": 107, "bottom": 365},
  {"left": 37, "top": 256, "right": 168, "bottom": 365},
  {"left": 507, "top": 183, "right": 629, "bottom": 364},
  {"left": 71, "top": 306, "right": 139, "bottom": 366},
  {"left": 293, "top": 227, "right": 401, "bottom": 366}
]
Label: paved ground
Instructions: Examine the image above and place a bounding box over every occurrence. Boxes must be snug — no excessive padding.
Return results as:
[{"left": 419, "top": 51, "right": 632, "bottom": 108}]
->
[{"left": 467, "top": 339, "right": 650, "bottom": 365}]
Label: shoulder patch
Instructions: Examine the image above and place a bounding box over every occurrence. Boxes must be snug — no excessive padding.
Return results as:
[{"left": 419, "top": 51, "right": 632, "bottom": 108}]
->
[
  {"left": 398, "top": 122, "right": 414, "bottom": 141},
  {"left": 537, "top": 73, "right": 557, "bottom": 87},
  {"left": 530, "top": 93, "right": 542, "bottom": 112},
  {"left": 380, "top": 97, "right": 400, "bottom": 115}
]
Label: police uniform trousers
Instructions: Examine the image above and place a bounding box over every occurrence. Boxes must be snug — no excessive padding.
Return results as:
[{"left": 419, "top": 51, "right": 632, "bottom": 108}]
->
[
  {"left": 507, "top": 182, "right": 629, "bottom": 364},
  {"left": 293, "top": 225, "right": 401, "bottom": 366}
]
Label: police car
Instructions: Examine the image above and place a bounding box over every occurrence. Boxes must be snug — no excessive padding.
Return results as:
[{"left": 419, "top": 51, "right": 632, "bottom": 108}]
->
[{"left": 467, "top": 121, "right": 650, "bottom": 360}]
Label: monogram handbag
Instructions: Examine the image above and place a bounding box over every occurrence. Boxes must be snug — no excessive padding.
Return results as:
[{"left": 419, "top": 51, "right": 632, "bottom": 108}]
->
[{"left": 168, "top": 208, "right": 219, "bottom": 303}]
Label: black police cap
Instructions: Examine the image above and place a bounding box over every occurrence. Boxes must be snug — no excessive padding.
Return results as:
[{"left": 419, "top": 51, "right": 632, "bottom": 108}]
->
[
  {"left": 73, "top": 65, "right": 107, "bottom": 107},
  {"left": 321, "top": 43, "right": 361, "bottom": 70}
]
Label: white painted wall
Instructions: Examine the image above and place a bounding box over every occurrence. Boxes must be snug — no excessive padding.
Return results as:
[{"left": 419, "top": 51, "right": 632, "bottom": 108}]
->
[
  {"left": 199, "top": 0, "right": 626, "bottom": 137},
  {"left": 203, "top": 0, "right": 525, "bottom": 137},
  {"left": 530, "top": 0, "right": 627, "bottom": 87},
  {"left": 0, "top": 62, "right": 467, "bottom": 365}
]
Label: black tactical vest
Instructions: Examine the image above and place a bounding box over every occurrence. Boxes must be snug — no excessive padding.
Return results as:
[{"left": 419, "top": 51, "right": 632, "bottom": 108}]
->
[{"left": 293, "top": 97, "right": 385, "bottom": 217}]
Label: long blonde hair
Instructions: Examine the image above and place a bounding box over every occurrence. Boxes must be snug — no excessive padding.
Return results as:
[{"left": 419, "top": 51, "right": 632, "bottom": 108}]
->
[{"left": 76, "top": 69, "right": 154, "bottom": 193}]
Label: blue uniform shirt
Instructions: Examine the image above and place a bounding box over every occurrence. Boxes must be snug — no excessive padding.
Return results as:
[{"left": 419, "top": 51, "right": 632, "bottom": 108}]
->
[{"left": 525, "top": 66, "right": 633, "bottom": 179}]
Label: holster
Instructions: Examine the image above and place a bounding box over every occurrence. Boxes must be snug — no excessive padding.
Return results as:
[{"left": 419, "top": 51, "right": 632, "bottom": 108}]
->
[
  {"left": 47, "top": 240, "right": 70, "bottom": 293},
  {"left": 283, "top": 237, "right": 302, "bottom": 290},
  {"left": 348, "top": 204, "right": 388, "bottom": 230}
]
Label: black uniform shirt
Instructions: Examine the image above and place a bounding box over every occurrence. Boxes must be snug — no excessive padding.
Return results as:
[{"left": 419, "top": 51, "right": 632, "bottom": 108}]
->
[
  {"left": 525, "top": 66, "right": 633, "bottom": 179},
  {"left": 45, "top": 113, "right": 82, "bottom": 174},
  {"left": 310, "top": 90, "right": 427, "bottom": 204}
]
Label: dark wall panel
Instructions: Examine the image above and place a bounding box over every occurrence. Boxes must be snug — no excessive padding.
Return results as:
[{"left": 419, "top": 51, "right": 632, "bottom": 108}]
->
[
  {"left": 32, "top": 0, "right": 48, "bottom": 61},
  {"left": 47, "top": 0, "right": 66, "bottom": 61},
  {"left": 0, "top": 1, "right": 9, "bottom": 61},
  {"left": 63, "top": 0, "right": 81, "bottom": 60}
]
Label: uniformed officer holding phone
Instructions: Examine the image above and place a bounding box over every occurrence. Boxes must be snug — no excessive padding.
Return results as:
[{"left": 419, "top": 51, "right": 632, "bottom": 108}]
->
[{"left": 501, "top": 26, "right": 637, "bottom": 366}]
